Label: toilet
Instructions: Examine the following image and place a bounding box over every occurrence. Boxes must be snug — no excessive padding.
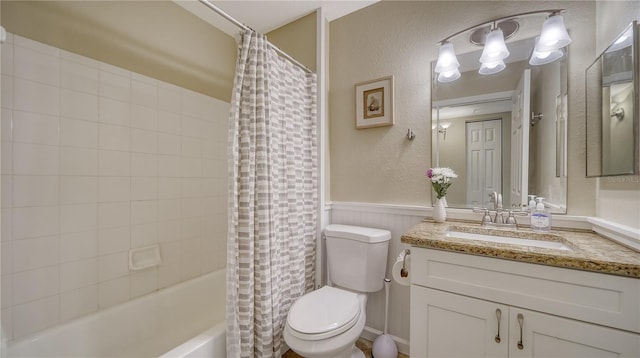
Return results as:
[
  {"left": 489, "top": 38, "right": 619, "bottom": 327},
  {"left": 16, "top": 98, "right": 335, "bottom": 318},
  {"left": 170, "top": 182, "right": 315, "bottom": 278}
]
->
[{"left": 284, "top": 224, "right": 391, "bottom": 358}]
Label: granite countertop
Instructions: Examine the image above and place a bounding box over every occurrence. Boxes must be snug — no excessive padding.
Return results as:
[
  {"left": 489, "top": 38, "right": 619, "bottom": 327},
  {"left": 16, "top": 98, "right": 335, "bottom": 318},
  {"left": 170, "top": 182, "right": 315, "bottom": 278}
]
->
[{"left": 400, "top": 220, "right": 640, "bottom": 278}]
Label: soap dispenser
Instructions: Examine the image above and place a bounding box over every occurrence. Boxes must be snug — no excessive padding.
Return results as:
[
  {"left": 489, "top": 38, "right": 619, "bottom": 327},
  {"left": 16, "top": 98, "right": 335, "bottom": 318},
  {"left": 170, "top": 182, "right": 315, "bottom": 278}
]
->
[
  {"left": 527, "top": 195, "right": 537, "bottom": 213},
  {"left": 531, "top": 197, "right": 551, "bottom": 232}
]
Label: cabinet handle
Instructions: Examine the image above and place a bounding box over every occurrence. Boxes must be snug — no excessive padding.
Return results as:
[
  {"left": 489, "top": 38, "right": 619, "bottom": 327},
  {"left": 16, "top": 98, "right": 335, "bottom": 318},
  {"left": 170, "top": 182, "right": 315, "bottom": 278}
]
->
[
  {"left": 494, "top": 309, "right": 502, "bottom": 343},
  {"left": 517, "top": 313, "right": 524, "bottom": 350}
]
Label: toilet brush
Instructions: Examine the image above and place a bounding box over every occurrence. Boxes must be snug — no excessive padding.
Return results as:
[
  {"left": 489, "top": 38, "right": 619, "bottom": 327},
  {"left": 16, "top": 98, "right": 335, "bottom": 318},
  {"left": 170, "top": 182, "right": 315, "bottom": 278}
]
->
[{"left": 372, "top": 278, "right": 398, "bottom": 358}]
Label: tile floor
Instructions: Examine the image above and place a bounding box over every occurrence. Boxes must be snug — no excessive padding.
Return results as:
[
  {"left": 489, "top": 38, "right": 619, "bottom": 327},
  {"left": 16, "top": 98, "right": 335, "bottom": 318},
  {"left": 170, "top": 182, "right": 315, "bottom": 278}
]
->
[{"left": 283, "top": 338, "right": 409, "bottom": 358}]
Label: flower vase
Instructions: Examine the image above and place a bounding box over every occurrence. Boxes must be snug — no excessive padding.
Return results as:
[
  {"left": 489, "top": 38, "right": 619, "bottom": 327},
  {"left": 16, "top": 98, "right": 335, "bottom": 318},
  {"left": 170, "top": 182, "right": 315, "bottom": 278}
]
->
[{"left": 433, "top": 197, "right": 447, "bottom": 223}]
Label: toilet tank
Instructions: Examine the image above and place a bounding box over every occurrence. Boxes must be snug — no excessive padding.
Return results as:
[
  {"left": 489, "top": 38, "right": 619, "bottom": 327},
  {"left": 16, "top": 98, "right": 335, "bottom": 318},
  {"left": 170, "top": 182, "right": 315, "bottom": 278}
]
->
[{"left": 324, "top": 224, "right": 391, "bottom": 293}]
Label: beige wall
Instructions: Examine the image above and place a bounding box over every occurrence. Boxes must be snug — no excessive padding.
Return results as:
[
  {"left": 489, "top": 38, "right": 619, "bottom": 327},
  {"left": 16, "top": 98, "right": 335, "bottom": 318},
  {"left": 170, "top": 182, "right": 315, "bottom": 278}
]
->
[
  {"left": 267, "top": 12, "right": 317, "bottom": 72},
  {"left": 1, "top": 1, "right": 236, "bottom": 102},
  {"left": 436, "top": 60, "right": 528, "bottom": 101},
  {"left": 595, "top": 1, "right": 640, "bottom": 229},
  {"left": 329, "top": 1, "right": 596, "bottom": 215}
]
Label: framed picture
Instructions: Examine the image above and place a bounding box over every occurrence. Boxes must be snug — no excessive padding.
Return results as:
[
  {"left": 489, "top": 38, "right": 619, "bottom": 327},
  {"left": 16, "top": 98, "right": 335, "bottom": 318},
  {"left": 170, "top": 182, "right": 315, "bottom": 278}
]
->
[{"left": 355, "top": 76, "right": 394, "bottom": 129}]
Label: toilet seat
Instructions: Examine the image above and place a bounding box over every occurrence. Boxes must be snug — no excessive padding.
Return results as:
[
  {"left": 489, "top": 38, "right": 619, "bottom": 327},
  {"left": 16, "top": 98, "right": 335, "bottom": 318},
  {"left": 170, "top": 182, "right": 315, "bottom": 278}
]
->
[{"left": 287, "top": 286, "right": 361, "bottom": 341}]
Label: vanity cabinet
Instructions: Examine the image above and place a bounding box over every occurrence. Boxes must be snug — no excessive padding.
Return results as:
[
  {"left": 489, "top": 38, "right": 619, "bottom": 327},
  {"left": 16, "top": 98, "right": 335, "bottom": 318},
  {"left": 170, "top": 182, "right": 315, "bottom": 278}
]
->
[
  {"left": 509, "top": 306, "right": 639, "bottom": 357},
  {"left": 410, "top": 248, "right": 640, "bottom": 357},
  {"left": 412, "top": 287, "right": 639, "bottom": 357},
  {"left": 412, "top": 287, "right": 508, "bottom": 357}
]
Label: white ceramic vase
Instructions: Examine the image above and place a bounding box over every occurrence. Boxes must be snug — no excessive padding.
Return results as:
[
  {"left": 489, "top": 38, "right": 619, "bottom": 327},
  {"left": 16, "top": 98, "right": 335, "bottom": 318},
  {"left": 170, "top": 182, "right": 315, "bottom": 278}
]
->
[{"left": 433, "top": 197, "right": 447, "bottom": 223}]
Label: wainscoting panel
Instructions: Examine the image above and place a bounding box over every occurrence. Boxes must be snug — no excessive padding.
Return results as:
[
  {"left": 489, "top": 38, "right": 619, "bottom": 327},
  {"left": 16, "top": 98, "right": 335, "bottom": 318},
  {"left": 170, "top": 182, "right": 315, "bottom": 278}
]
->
[{"left": 329, "top": 202, "right": 430, "bottom": 354}]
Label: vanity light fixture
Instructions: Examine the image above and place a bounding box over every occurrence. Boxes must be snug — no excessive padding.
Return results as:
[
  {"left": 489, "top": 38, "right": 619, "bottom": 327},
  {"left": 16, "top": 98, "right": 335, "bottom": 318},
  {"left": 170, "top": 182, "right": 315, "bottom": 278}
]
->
[
  {"left": 529, "top": 36, "right": 564, "bottom": 65},
  {"left": 479, "top": 27, "right": 510, "bottom": 65},
  {"left": 479, "top": 60, "right": 506, "bottom": 75},
  {"left": 437, "top": 69, "right": 461, "bottom": 83},
  {"left": 535, "top": 13, "right": 572, "bottom": 52},
  {"left": 437, "top": 122, "right": 452, "bottom": 140},
  {"left": 434, "top": 9, "right": 571, "bottom": 83},
  {"left": 606, "top": 26, "right": 633, "bottom": 53},
  {"left": 434, "top": 42, "right": 461, "bottom": 82}
]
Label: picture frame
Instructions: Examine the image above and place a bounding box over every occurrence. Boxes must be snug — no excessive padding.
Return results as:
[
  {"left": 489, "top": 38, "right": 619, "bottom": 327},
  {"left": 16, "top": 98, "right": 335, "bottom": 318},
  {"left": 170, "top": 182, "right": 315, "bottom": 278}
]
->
[{"left": 355, "top": 76, "right": 394, "bottom": 129}]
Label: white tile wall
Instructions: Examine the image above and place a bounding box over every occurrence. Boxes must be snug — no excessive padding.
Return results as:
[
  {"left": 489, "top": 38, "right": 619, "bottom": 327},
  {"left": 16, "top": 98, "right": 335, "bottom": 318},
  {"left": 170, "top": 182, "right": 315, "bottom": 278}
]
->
[
  {"left": 59, "top": 285, "right": 97, "bottom": 322},
  {"left": 1, "top": 34, "right": 229, "bottom": 339}
]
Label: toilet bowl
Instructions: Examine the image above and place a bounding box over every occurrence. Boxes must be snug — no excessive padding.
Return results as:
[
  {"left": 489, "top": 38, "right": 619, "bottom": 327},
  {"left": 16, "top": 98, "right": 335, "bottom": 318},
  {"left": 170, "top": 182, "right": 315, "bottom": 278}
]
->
[
  {"left": 284, "top": 224, "right": 391, "bottom": 358},
  {"left": 283, "top": 286, "right": 367, "bottom": 358}
]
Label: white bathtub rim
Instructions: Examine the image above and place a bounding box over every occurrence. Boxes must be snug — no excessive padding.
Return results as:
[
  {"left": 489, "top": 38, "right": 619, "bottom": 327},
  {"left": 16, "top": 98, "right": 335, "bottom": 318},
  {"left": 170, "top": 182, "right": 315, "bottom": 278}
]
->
[
  {"left": 160, "top": 322, "right": 226, "bottom": 358},
  {"left": 8, "top": 269, "right": 226, "bottom": 356}
]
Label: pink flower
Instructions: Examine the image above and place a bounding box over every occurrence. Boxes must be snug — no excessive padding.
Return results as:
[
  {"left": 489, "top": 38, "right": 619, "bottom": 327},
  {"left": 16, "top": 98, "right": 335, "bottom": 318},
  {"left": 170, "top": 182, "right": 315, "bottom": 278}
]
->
[{"left": 426, "top": 167, "right": 457, "bottom": 199}]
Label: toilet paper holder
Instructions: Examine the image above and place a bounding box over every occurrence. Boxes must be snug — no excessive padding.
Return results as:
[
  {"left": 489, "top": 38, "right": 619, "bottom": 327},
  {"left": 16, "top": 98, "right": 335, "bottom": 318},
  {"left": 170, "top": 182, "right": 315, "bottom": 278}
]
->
[{"left": 400, "top": 249, "right": 411, "bottom": 277}]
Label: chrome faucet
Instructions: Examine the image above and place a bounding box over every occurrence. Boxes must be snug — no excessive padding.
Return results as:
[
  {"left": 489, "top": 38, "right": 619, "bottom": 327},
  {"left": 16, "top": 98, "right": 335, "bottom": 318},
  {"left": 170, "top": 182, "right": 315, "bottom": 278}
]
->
[
  {"left": 474, "top": 192, "right": 527, "bottom": 229},
  {"left": 490, "top": 192, "right": 504, "bottom": 223},
  {"left": 490, "top": 191, "right": 502, "bottom": 210}
]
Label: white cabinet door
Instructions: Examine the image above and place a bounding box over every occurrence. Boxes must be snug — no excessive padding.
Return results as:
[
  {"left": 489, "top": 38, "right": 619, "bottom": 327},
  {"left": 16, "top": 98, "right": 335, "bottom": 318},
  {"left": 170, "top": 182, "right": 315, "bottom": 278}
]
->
[
  {"left": 411, "top": 286, "right": 509, "bottom": 358},
  {"left": 509, "top": 307, "right": 640, "bottom": 358}
]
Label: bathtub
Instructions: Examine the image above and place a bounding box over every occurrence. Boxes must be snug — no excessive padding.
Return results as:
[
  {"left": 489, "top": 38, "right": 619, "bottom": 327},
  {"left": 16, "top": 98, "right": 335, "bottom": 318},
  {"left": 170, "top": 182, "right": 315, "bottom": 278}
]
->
[{"left": 8, "top": 269, "right": 226, "bottom": 357}]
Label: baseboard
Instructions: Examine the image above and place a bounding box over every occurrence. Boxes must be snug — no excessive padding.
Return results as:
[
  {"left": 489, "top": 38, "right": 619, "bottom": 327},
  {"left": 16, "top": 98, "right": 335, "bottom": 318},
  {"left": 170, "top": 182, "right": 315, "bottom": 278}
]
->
[{"left": 361, "top": 326, "right": 410, "bottom": 357}]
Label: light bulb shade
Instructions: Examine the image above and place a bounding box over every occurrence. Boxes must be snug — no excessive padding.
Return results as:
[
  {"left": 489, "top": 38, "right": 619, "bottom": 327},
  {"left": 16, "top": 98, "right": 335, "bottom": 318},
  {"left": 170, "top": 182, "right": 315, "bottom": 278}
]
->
[
  {"left": 479, "top": 60, "right": 506, "bottom": 75},
  {"left": 535, "top": 14, "right": 572, "bottom": 52},
  {"left": 529, "top": 38, "right": 563, "bottom": 65},
  {"left": 440, "top": 122, "right": 452, "bottom": 130},
  {"left": 606, "top": 26, "right": 633, "bottom": 53},
  {"left": 434, "top": 42, "right": 460, "bottom": 73},
  {"left": 437, "top": 68, "right": 461, "bottom": 83},
  {"left": 479, "top": 29, "right": 510, "bottom": 63}
]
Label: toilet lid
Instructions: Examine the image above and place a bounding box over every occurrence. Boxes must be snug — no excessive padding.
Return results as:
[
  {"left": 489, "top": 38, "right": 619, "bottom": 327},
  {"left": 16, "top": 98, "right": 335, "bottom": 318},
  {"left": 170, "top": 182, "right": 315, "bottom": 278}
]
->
[{"left": 287, "top": 286, "right": 360, "bottom": 340}]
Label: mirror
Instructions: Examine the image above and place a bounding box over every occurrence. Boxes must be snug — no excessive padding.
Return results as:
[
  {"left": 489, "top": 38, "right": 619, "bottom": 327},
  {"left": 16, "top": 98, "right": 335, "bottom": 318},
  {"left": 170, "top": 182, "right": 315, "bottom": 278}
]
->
[
  {"left": 432, "top": 36, "right": 568, "bottom": 213},
  {"left": 586, "top": 21, "right": 638, "bottom": 177}
]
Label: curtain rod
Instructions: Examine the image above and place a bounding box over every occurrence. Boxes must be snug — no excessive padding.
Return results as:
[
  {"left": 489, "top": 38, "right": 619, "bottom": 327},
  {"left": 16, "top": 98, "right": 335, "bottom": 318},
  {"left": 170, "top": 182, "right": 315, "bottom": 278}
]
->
[{"left": 198, "top": 0, "right": 314, "bottom": 74}]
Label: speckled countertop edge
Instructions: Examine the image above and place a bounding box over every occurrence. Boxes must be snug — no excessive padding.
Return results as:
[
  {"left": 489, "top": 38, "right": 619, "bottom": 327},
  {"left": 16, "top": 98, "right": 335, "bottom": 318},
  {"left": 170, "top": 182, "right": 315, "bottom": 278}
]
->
[{"left": 400, "top": 219, "right": 640, "bottom": 278}]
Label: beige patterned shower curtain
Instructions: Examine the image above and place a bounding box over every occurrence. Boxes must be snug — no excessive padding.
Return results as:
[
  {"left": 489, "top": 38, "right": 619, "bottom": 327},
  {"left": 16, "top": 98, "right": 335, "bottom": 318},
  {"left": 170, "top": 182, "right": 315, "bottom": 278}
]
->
[{"left": 226, "top": 29, "right": 317, "bottom": 358}]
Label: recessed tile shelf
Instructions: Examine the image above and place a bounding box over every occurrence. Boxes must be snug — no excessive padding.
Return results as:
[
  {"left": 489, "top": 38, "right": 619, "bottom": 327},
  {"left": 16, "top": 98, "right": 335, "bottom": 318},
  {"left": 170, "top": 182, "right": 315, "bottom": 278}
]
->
[{"left": 128, "top": 245, "right": 162, "bottom": 271}]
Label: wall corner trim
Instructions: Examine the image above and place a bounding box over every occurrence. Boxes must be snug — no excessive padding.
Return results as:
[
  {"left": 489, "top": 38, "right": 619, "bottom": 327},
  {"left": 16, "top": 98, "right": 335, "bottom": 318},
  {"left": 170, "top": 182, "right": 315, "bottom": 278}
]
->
[{"left": 588, "top": 217, "right": 640, "bottom": 252}]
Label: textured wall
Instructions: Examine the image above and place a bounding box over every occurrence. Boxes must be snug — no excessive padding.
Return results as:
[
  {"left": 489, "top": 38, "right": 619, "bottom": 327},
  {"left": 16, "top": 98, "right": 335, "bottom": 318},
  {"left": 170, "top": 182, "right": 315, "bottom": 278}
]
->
[
  {"left": 329, "top": 1, "right": 596, "bottom": 215},
  {"left": 267, "top": 12, "right": 317, "bottom": 72},
  {"left": 1, "top": 1, "right": 236, "bottom": 102}
]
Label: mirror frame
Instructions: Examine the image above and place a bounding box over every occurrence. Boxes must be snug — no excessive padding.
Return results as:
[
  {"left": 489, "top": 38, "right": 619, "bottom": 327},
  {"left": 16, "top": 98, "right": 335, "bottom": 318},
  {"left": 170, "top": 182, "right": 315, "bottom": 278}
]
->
[
  {"left": 585, "top": 21, "right": 639, "bottom": 177},
  {"left": 431, "top": 36, "right": 569, "bottom": 213}
]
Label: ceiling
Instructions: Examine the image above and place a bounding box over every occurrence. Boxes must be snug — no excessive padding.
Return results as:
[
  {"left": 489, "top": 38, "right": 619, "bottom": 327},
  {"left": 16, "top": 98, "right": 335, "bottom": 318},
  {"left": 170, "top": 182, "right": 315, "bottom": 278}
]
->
[{"left": 174, "top": 0, "right": 379, "bottom": 36}]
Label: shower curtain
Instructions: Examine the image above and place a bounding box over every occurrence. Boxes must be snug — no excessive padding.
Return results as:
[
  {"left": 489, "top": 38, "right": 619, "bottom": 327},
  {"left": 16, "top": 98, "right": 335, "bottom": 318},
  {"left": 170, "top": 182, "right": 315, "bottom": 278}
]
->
[{"left": 226, "top": 29, "right": 318, "bottom": 358}]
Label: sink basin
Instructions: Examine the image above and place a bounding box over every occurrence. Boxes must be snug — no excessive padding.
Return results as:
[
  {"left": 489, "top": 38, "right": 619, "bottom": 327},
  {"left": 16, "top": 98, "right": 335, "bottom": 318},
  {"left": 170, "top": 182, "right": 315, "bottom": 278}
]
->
[{"left": 446, "top": 230, "right": 573, "bottom": 251}]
